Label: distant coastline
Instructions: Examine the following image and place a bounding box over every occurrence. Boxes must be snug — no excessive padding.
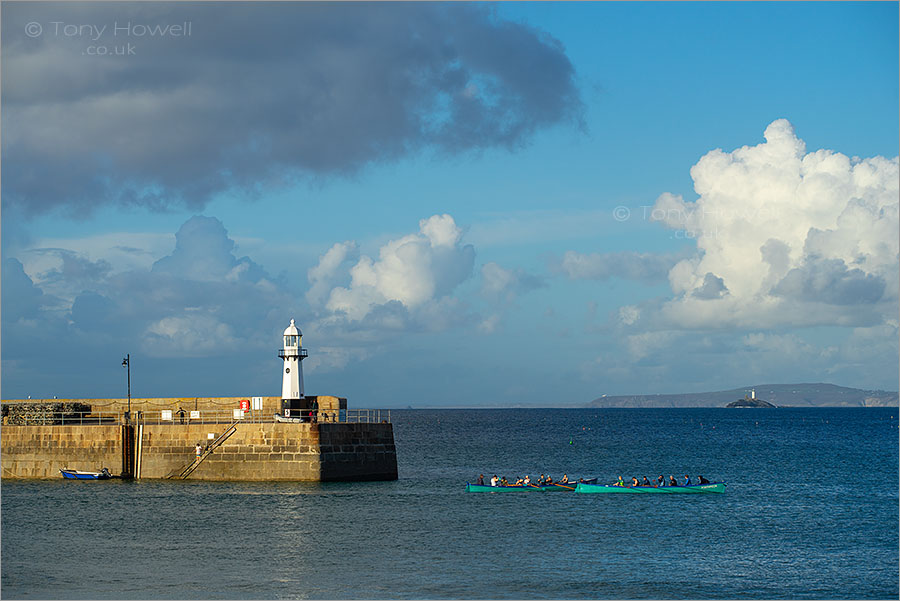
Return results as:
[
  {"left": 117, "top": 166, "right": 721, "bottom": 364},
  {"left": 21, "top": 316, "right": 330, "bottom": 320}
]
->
[{"left": 587, "top": 383, "right": 899, "bottom": 408}]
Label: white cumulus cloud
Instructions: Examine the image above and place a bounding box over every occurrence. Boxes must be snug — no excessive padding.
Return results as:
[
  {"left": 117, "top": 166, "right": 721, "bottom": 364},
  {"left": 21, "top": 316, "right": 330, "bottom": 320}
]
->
[
  {"left": 647, "top": 118, "right": 898, "bottom": 329},
  {"left": 324, "top": 214, "right": 475, "bottom": 321},
  {"left": 306, "top": 241, "right": 360, "bottom": 308}
]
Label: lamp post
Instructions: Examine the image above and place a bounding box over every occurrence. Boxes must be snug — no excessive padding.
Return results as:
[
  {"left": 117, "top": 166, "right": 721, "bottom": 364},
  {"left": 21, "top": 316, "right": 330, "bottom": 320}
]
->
[{"left": 122, "top": 354, "right": 131, "bottom": 423}]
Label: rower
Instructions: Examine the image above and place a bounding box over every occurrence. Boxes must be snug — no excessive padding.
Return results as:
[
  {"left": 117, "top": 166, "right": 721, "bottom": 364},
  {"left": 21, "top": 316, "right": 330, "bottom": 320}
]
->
[
  {"left": 699, "top": 475, "right": 710, "bottom": 484},
  {"left": 631, "top": 477, "right": 639, "bottom": 487},
  {"left": 669, "top": 475, "right": 678, "bottom": 486},
  {"left": 560, "top": 474, "right": 569, "bottom": 484},
  {"left": 684, "top": 474, "right": 692, "bottom": 486},
  {"left": 642, "top": 476, "right": 651, "bottom": 486}
]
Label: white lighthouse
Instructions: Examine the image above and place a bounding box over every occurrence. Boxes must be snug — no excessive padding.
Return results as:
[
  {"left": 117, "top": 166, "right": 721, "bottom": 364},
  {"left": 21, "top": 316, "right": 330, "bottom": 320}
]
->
[{"left": 279, "top": 319, "right": 308, "bottom": 404}]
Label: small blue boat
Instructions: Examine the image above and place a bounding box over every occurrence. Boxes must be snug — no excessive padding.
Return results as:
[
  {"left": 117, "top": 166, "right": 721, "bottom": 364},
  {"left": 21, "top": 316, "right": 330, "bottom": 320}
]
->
[{"left": 60, "top": 468, "right": 112, "bottom": 480}]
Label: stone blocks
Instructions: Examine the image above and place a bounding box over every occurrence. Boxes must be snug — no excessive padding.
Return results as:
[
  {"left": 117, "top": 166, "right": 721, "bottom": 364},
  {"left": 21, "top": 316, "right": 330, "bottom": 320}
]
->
[{"left": 2, "top": 413, "right": 397, "bottom": 482}]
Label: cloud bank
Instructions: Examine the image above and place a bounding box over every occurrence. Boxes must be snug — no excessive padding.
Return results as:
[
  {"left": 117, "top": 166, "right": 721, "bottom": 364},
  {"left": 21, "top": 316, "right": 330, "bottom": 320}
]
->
[
  {"left": 2, "top": 211, "right": 487, "bottom": 396},
  {"left": 2, "top": 2, "right": 582, "bottom": 216},
  {"left": 5, "top": 216, "right": 293, "bottom": 363}
]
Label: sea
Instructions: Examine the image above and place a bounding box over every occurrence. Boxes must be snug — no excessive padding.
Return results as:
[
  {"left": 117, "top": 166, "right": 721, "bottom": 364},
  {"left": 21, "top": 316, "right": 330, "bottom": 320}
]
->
[{"left": 2, "top": 408, "right": 898, "bottom": 600}]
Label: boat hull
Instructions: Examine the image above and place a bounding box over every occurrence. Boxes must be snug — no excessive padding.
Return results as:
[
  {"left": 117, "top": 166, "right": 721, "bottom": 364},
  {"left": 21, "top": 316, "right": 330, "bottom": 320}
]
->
[
  {"left": 273, "top": 413, "right": 305, "bottom": 423},
  {"left": 466, "top": 478, "right": 597, "bottom": 492},
  {"left": 466, "top": 483, "right": 546, "bottom": 492},
  {"left": 575, "top": 482, "right": 726, "bottom": 494},
  {"left": 542, "top": 478, "right": 597, "bottom": 491},
  {"left": 60, "top": 469, "right": 111, "bottom": 480}
]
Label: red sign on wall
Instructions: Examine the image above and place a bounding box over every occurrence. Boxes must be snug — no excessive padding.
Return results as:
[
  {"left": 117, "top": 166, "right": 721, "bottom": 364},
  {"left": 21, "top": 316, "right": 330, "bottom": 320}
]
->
[{"left": 240, "top": 399, "right": 250, "bottom": 411}]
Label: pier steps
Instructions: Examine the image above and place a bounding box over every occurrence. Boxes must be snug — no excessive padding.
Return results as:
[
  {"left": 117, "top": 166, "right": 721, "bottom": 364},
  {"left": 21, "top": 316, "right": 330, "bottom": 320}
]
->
[{"left": 167, "top": 423, "right": 237, "bottom": 479}]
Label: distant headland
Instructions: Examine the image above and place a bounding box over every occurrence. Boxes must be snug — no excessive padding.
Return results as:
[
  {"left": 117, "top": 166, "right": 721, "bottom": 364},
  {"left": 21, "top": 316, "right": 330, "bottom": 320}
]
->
[{"left": 587, "top": 383, "right": 899, "bottom": 408}]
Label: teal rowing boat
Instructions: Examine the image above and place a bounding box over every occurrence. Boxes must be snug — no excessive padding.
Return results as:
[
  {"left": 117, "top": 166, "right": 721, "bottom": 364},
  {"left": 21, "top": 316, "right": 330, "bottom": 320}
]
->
[{"left": 575, "top": 482, "right": 726, "bottom": 494}]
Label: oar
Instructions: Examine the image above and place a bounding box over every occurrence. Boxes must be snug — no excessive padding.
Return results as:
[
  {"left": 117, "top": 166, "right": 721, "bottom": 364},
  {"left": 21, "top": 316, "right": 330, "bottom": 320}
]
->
[
  {"left": 528, "top": 483, "right": 543, "bottom": 490},
  {"left": 553, "top": 483, "right": 576, "bottom": 490}
]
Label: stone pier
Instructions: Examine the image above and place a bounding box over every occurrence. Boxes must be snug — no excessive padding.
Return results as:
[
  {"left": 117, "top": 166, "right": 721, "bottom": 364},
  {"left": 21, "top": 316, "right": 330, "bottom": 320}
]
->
[{"left": 1, "top": 398, "right": 398, "bottom": 481}]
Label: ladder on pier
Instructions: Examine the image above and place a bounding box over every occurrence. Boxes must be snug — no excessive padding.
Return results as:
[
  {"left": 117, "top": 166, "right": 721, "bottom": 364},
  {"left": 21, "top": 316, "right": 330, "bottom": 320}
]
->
[{"left": 167, "top": 422, "right": 238, "bottom": 480}]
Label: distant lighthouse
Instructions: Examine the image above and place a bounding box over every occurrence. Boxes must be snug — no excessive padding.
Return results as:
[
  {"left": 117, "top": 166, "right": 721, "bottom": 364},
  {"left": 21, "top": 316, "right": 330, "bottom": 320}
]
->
[{"left": 278, "top": 319, "right": 308, "bottom": 416}]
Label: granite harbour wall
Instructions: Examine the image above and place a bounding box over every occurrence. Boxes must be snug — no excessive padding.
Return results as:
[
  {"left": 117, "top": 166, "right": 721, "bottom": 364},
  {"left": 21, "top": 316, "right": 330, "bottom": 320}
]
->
[
  {"left": 136, "top": 422, "right": 397, "bottom": 481},
  {"left": 1, "top": 398, "right": 397, "bottom": 481},
  {"left": 1, "top": 425, "right": 126, "bottom": 478}
]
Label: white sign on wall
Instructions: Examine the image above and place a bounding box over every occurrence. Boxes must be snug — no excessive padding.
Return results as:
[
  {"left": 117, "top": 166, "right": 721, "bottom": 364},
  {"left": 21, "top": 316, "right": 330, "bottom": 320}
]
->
[
  {"left": 251, "top": 396, "right": 263, "bottom": 410},
  {"left": 190, "top": 411, "right": 200, "bottom": 420},
  {"left": 233, "top": 409, "right": 245, "bottom": 419},
  {"left": 161, "top": 410, "right": 173, "bottom": 421}
]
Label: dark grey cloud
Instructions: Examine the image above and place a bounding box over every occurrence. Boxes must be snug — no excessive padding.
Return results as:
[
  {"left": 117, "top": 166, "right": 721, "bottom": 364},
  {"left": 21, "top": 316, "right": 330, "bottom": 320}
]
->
[
  {"left": 773, "top": 257, "right": 886, "bottom": 305},
  {"left": 1, "top": 258, "right": 45, "bottom": 321},
  {"left": 113, "top": 245, "right": 153, "bottom": 255},
  {"left": 34, "top": 249, "right": 112, "bottom": 291},
  {"left": 313, "top": 297, "right": 474, "bottom": 340},
  {"left": 2, "top": 2, "right": 583, "bottom": 216},
  {"left": 760, "top": 238, "right": 791, "bottom": 274},
  {"left": 692, "top": 272, "right": 728, "bottom": 300},
  {"left": 559, "top": 250, "right": 681, "bottom": 282},
  {"left": 70, "top": 291, "right": 117, "bottom": 332}
]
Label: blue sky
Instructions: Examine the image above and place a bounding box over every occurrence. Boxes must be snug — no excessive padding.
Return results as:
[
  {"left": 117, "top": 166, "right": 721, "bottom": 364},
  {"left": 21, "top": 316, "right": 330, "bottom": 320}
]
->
[{"left": 3, "top": 2, "right": 898, "bottom": 406}]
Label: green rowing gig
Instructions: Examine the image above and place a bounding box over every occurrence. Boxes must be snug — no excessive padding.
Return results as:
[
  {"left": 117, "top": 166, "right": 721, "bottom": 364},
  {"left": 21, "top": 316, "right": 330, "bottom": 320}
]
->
[{"left": 575, "top": 482, "right": 726, "bottom": 494}]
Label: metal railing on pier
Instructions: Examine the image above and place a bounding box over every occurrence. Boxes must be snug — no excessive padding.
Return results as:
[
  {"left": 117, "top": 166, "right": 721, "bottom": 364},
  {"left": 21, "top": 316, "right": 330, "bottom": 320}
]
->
[
  {"left": 344, "top": 409, "right": 391, "bottom": 424},
  {"left": 2, "top": 408, "right": 391, "bottom": 426}
]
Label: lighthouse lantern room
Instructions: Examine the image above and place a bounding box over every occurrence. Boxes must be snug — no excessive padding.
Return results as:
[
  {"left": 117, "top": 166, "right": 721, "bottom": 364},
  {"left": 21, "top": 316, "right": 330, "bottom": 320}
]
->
[{"left": 278, "top": 319, "right": 308, "bottom": 417}]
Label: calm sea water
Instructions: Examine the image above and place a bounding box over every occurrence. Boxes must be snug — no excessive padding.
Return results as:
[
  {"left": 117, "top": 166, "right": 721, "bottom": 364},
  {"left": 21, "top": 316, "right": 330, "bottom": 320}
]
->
[{"left": 2, "top": 408, "right": 897, "bottom": 599}]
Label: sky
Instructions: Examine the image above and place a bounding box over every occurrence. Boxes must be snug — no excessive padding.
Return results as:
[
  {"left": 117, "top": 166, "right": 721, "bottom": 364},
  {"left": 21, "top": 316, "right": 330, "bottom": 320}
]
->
[{"left": 2, "top": 1, "right": 898, "bottom": 407}]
